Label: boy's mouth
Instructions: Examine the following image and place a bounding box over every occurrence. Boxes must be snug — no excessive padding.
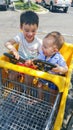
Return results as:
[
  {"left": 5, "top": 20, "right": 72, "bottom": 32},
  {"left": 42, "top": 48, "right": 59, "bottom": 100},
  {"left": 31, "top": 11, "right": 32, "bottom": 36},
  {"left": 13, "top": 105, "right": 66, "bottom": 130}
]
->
[{"left": 26, "top": 36, "right": 34, "bottom": 42}]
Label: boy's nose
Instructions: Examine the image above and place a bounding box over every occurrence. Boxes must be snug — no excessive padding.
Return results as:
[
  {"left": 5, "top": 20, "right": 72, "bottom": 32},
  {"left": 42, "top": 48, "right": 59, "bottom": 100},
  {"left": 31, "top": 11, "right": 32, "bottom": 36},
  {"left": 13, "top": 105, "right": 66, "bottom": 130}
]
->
[{"left": 28, "top": 32, "right": 33, "bottom": 35}]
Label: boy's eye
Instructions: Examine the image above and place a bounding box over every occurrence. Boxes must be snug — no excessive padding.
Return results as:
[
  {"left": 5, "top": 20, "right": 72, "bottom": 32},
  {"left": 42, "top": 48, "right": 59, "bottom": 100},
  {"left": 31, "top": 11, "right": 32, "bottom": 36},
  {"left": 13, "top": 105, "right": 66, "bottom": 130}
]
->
[
  {"left": 24, "top": 29, "right": 29, "bottom": 32},
  {"left": 25, "top": 30, "right": 36, "bottom": 33},
  {"left": 24, "top": 29, "right": 36, "bottom": 33}
]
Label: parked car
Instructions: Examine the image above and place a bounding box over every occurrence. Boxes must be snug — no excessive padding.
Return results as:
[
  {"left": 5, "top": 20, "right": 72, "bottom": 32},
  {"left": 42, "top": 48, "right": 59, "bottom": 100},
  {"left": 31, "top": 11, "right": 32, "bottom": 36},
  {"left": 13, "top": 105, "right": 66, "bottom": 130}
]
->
[
  {"left": 0, "top": 0, "right": 9, "bottom": 11},
  {"left": 36, "top": 0, "right": 72, "bottom": 12},
  {"left": 9, "top": 0, "right": 19, "bottom": 3}
]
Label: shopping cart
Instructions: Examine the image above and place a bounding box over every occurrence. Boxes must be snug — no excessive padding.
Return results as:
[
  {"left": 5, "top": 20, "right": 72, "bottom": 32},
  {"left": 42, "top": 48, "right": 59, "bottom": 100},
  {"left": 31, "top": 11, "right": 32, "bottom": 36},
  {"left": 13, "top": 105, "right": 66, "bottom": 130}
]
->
[{"left": 0, "top": 42, "right": 73, "bottom": 130}]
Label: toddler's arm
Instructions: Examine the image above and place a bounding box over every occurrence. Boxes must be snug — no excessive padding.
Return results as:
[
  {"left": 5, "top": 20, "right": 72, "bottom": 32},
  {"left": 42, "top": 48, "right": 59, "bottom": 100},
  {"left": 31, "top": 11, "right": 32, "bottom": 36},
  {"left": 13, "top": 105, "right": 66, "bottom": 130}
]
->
[
  {"left": 5, "top": 39, "right": 19, "bottom": 60},
  {"left": 52, "top": 64, "right": 68, "bottom": 75}
]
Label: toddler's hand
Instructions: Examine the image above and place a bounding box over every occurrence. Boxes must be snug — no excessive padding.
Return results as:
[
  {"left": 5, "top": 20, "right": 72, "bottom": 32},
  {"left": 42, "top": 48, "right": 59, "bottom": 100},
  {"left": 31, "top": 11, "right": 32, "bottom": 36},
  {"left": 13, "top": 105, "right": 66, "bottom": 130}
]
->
[{"left": 51, "top": 64, "right": 62, "bottom": 73}]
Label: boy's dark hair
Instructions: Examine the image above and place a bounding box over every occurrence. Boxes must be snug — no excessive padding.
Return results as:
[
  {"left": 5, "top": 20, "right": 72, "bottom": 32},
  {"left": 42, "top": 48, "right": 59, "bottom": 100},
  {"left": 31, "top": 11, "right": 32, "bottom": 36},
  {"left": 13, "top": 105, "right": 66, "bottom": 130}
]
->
[
  {"left": 45, "top": 31, "right": 65, "bottom": 50},
  {"left": 20, "top": 10, "right": 39, "bottom": 27}
]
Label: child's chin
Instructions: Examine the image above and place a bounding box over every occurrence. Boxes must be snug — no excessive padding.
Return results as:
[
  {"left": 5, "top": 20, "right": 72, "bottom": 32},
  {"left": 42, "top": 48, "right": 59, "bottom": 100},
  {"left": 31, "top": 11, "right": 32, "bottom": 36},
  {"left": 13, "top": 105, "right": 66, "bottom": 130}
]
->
[{"left": 27, "top": 38, "right": 33, "bottom": 43}]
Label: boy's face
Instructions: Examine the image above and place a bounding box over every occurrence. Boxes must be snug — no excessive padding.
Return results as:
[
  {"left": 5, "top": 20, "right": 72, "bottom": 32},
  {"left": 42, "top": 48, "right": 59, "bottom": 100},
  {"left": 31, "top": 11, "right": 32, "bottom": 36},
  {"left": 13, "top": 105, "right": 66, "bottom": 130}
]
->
[
  {"left": 42, "top": 38, "right": 58, "bottom": 57},
  {"left": 20, "top": 23, "right": 38, "bottom": 43}
]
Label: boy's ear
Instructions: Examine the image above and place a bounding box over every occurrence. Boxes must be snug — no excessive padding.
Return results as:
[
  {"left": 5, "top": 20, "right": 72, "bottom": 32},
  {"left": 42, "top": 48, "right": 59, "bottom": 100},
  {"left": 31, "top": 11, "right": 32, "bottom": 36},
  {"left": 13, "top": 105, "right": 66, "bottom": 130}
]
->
[
  {"left": 20, "top": 25, "right": 22, "bottom": 30},
  {"left": 20, "top": 24, "right": 21, "bottom": 28}
]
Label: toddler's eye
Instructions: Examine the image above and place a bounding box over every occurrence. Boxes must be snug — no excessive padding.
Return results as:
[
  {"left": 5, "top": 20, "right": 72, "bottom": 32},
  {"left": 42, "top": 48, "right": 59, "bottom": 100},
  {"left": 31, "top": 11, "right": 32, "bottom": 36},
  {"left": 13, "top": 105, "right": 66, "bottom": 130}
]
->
[
  {"left": 32, "top": 30, "right": 36, "bottom": 33},
  {"left": 43, "top": 45, "right": 46, "bottom": 49}
]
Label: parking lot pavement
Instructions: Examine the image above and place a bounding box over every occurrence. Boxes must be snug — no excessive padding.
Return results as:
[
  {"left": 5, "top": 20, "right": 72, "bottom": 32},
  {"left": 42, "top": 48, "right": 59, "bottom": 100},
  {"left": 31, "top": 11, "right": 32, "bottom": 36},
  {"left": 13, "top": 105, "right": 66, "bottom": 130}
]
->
[
  {"left": 0, "top": 10, "right": 19, "bottom": 55},
  {"left": 0, "top": 6, "right": 73, "bottom": 55}
]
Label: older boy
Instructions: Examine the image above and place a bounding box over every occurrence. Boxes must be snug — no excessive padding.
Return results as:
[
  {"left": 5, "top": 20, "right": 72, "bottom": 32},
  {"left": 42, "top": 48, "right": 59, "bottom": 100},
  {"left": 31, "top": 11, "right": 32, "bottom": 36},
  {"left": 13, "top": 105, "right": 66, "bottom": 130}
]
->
[{"left": 5, "top": 10, "right": 42, "bottom": 86}]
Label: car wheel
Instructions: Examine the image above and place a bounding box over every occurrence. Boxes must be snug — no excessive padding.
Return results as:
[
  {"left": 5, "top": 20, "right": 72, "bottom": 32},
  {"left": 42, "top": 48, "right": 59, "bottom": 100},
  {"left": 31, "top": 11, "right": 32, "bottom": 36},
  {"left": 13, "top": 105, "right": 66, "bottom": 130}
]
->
[
  {"left": 41, "top": 0, "right": 46, "bottom": 7},
  {"left": 49, "top": 3, "right": 55, "bottom": 12},
  {"left": 4, "top": 5, "right": 8, "bottom": 11},
  {"left": 49, "top": 3, "right": 53, "bottom": 11},
  {"left": 63, "top": 7, "right": 68, "bottom": 13}
]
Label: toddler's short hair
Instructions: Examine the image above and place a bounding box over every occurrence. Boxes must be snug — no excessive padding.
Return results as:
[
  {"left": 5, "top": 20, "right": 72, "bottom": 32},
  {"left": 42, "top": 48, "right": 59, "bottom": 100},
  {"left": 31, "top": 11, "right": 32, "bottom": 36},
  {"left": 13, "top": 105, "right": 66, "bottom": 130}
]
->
[{"left": 45, "top": 31, "right": 65, "bottom": 50}]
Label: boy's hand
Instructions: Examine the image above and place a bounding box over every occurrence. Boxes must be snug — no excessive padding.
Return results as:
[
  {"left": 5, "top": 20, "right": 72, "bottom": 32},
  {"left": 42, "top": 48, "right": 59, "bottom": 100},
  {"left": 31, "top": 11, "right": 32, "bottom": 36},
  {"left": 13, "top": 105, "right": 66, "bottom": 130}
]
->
[
  {"left": 12, "top": 49, "right": 20, "bottom": 60},
  {"left": 24, "top": 60, "right": 38, "bottom": 69},
  {"left": 24, "top": 60, "right": 33, "bottom": 67}
]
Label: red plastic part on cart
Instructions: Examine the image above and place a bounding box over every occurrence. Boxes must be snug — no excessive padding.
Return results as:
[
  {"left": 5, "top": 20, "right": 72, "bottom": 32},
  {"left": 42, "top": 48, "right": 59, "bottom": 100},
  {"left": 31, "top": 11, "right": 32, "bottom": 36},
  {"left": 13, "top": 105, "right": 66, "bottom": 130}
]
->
[{"left": 17, "top": 62, "right": 37, "bottom": 70}]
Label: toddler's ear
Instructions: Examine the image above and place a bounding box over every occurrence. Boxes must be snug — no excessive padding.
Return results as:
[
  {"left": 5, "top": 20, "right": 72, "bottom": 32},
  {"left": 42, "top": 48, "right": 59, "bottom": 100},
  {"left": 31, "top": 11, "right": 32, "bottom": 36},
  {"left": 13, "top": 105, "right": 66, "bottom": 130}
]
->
[{"left": 54, "top": 47, "right": 58, "bottom": 53}]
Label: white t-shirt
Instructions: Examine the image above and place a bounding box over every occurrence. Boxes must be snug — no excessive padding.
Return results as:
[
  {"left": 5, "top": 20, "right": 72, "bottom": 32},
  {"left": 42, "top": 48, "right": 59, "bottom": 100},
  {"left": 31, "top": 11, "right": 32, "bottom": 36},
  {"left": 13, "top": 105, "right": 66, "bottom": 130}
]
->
[{"left": 13, "top": 32, "right": 42, "bottom": 60}]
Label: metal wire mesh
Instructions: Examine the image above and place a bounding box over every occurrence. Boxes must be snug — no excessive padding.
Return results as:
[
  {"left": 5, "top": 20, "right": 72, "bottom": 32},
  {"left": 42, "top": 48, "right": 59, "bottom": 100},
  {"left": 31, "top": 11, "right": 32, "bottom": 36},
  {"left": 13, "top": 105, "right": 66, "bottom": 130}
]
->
[
  {"left": 0, "top": 88, "right": 53, "bottom": 130},
  {"left": 0, "top": 68, "right": 59, "bottom": 130}
]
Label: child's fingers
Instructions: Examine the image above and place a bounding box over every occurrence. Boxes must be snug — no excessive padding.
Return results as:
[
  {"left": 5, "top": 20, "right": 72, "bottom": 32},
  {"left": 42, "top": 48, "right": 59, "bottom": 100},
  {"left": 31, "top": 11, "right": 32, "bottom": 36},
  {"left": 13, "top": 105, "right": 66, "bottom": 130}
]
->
[
  {"left": 52, "top": 64, "right": 60, "bottom": 72},
  {"left": 25, "top": 60, "right": 32, "bottom": 66},
  {"left": 52, "top": 67, "right": 63, "bottom": 73},
  {"left": 13, "top": 51, "right": 20, "bottom": 60}
]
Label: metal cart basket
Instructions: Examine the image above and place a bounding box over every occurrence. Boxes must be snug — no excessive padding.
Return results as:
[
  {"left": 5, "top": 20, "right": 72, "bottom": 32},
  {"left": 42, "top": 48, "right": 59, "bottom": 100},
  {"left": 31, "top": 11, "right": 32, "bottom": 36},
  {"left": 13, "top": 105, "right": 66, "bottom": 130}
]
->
[{"left": 0, "top": 68, "right": 61, "bottom": 130}]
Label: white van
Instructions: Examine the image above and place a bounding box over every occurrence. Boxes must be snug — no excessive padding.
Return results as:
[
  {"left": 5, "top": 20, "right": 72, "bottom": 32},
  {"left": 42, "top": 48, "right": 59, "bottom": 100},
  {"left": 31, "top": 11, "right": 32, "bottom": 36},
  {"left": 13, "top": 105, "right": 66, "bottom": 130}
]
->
[{"left": 41, "top": 0, "right": 72, "bottom": 12}]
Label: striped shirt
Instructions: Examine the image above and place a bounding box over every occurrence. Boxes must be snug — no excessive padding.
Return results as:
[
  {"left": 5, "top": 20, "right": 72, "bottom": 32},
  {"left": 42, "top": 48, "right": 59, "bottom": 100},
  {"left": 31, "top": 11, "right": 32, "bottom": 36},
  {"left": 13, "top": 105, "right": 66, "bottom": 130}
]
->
[{"left": 13, "top": 32, "right": 42, "bottom": 60}]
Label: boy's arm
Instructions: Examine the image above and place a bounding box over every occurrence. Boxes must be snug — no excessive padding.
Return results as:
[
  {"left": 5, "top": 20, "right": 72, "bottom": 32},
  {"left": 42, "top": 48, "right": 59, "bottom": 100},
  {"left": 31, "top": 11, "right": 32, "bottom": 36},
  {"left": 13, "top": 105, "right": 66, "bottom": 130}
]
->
[{"left": 5, "top": 39, "right": 19, "bottom": 60}]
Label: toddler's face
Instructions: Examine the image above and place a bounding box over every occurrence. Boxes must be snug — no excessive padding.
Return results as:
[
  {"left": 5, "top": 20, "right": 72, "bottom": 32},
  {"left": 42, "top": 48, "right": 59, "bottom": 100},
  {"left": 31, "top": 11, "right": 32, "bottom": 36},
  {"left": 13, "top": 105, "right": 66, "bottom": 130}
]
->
[
  {"left": 21, "top": 23, "right": 38, "bottom": 43},
  {"left": 42, "top": 38, "right": 58, "bottom": 57}
]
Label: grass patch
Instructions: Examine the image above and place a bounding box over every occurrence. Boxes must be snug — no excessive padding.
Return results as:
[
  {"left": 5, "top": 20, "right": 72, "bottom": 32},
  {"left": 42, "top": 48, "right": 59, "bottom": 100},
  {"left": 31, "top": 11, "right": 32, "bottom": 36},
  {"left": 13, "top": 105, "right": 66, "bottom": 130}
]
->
[{"left": 14, "top": 1, "right": 41, "bottom": 11}]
